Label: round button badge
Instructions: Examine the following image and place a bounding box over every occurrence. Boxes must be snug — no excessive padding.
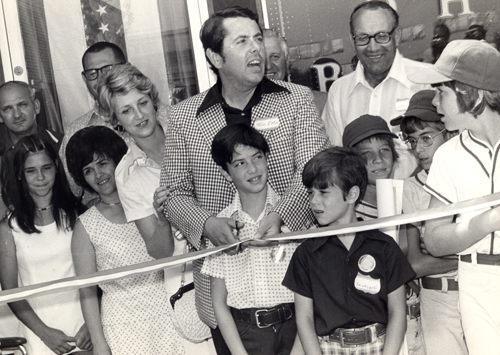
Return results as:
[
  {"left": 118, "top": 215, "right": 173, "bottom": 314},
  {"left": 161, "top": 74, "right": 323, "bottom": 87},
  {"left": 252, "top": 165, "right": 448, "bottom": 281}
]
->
[{"left": 358, "top": 254, "right": 376, "bottom": 273}]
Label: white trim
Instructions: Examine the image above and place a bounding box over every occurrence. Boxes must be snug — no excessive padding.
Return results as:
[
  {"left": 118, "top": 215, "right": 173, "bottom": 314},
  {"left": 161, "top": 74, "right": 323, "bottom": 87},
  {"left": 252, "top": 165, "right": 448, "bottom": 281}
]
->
[
  {"left": 260, "top": 0, "right": 269, "bottom": 28},
  {"left": 0, "top": 0, "right": 27, "bottom": 82},
  {"left": 187, "top": 0, "right": 216, "bottom": 92}
]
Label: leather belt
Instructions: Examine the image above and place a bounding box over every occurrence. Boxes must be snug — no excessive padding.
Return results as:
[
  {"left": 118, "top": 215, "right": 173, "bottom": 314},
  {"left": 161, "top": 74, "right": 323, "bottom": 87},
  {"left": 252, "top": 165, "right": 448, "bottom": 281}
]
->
[
  {"left": 230, "top": 303, "right": 294, "bottom": 328},
  {"left": 460, "top": 253, "right": 500, "bottom": 266},
  {"left": 421, "top": 277, "right": 458, "bottom": 291},
  {"left": 328, "top": 323, "right": 386, "bottom": 347}
]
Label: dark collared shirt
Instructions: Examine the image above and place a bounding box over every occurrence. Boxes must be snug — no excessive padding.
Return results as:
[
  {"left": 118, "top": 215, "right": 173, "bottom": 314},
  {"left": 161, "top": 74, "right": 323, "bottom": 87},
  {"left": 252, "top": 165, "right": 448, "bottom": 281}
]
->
[
  {"left": 196, "top": 77, "right": 288, "bottom": 125},
  {"left": 283, "top": 229, "right": 415, "bottom": 335},
  {"left": 0, "top": 124, "right": 63, "bottom": 156}
]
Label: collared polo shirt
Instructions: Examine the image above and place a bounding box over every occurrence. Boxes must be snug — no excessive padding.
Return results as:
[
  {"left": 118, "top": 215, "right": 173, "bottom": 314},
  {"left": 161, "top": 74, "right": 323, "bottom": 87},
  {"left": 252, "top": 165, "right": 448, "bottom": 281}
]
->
[
  {"left": 283, "top": 230, "right": 415, "bottom": 336},
  {"left": 425, "top": 130, "right": 500, "bottom": 255},
  {"left": 196, "top": 77, "right": 287, "bottom": 125}
]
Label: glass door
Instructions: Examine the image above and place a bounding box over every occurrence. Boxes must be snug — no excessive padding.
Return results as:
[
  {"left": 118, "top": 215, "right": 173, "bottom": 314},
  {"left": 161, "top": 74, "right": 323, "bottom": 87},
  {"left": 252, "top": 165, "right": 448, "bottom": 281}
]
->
[{"left": 0, "top": 0, "right": 214, "bottom": 132}]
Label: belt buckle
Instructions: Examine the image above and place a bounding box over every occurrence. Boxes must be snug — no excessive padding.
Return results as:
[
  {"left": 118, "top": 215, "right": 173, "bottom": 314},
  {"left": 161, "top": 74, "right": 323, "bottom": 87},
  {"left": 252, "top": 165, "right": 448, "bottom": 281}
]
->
[
  {"left": 338, "top": 328, "right": 355, "bottom": 348},
  {"left": 255, "top": 309, "right": 270, "bottom": 328}
]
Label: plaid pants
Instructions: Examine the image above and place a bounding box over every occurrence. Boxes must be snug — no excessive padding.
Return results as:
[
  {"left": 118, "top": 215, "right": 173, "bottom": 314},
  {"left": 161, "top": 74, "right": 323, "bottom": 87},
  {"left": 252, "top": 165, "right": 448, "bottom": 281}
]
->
[{"left": 318, "top": 332, "right": 385, "bottom": 355}]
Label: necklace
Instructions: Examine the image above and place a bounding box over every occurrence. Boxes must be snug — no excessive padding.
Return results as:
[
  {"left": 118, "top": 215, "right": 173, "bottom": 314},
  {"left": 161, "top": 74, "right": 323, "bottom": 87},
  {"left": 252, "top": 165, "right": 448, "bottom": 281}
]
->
[
  {"left": 100, "top": 200, "right": 121, "bottom": 206},
  {"left": 36, "top": 205, "right": 53, "bottom": 211}
]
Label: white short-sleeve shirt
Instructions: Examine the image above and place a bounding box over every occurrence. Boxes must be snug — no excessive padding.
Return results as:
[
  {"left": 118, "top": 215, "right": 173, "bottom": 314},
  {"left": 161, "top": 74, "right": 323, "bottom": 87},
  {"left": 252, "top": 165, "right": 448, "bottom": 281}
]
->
[{"left": 425, "top": 131, "right": 500, "bottom": 255}]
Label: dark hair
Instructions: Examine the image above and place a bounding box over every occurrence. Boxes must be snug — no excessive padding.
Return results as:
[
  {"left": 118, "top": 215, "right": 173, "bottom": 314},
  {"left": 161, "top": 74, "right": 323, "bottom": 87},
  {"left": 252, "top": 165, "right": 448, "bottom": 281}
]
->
[
  {"left": 465, "top": 24, "right": 487, "bottom": 41},
  {"left": 66, "top": 126, "right": 128, "bottom": 193},
  {"left": 211, "top": 123, "right": 270, "bottom": 172},
  {"left": 2, "top": 135, "right": 85, "bottom": 234},
  {"left": 400, "top": 116, "right": 446, "bottom": 139},
  {"left": 436, "top": 81, "right": 500, "bottom": 117},
  {"left": 302, "top": 147, "right": 367, "bottom": 206},
  {"left": 81, "top": 41, "right": 126, "bottom": 69},
  {"left": 200, "top": 6, "right": 260, "bottom": 76},
  {"left": 97, "top": 63, "right": 159, "bottom": 126},
  {"left": 350, "top": 1, "right": 399, "bottom": 35},
  {"left": 434, "top": 23, "right": 450, "bottom": 41},
  {"left": 354, "top": 134, "right": 400, "bottom": 162}
]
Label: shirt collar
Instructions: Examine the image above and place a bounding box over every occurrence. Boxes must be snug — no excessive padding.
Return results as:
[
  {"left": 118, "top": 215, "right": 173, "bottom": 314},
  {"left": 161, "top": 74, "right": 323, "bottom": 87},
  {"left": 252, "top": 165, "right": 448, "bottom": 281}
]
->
[
  {"left": 349, "top": 50, "right": 412, "bottom": 95},
  {"left": 225, "top": 184, "right": 280, "bottom": 225},
  {"left": 196, "top": 77, "right": 287, "bottom": 116},
  {"left": 125, "top": 119, "right": 168, "bottom": 178},
  {"left": 308, "top": 228, "right": 380, "bottom": 252}
]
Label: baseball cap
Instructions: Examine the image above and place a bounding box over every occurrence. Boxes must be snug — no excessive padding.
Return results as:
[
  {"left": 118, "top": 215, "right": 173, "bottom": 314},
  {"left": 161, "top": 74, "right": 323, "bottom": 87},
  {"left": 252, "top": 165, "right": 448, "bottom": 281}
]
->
[
  {"left": 408, "top": 40, "right": 500, "bottom": 91},
  {"left": 390, "top": 90, "right": 442, "bottom": 127},
  {"left": 343, "top": 114, "right": 397, "bottom": 148}
]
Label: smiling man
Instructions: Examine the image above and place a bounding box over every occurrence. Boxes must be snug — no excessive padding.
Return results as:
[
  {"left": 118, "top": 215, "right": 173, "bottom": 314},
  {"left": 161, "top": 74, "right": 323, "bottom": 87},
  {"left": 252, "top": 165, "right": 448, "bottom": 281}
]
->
[
  {"left": 322, "top": 1, "right": 431, "bottom": 179},
  {"left": 263, "top": 28, "right": 289, "bottom": 81},
  {"left": 159, "top": 6, "right": 328, "bottom": 354}
]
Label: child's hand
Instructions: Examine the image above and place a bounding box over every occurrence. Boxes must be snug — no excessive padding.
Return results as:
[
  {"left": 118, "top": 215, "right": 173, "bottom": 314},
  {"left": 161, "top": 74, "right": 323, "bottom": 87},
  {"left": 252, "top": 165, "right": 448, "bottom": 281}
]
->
[
  {"left": 75, "top": 323, "right": 93, "bottom": 350},
  {"left": 204, "top": 217, "right": 244, "bottom": 255},
  {"left": 255, "top": 212, "right": 283, "bottom": 240},
  {"left": 40, "top": 326, "right": 76, "bottom": 355}
]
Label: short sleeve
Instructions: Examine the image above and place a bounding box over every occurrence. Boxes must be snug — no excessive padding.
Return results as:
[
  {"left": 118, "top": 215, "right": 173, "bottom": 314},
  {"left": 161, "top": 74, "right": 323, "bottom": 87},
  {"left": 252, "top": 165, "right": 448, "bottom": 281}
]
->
[
  {"left": 282, "top": 242, "right": 313, "bottom": 298},
  {"left": 115, "top": 155, "right": 156, "bottom": 223},
  {"left": 384, "top": 237, "right": 416, "bottom": 294},
  {"left": 425, "top": 144, "right": 457, "bottom": 204},
  {"left": 200, "top": 253, "right": 226, "bottom": 279}
]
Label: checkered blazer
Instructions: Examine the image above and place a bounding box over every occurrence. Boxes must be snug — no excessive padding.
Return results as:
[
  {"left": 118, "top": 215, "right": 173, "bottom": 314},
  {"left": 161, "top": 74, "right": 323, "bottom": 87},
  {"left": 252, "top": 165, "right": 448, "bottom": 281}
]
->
[{"left": 160, "top": 79, "right": 329, "bottom": 328}]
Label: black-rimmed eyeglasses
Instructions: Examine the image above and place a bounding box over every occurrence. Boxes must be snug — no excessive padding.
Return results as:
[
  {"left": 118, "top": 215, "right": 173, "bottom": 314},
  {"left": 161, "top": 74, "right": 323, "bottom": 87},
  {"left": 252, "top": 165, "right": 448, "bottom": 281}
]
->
[
  {"left": 352, "top": 27, "right": 397, "bottom": 46},
  {"left": 82, "top": 63, "right": 123, "bottom": 81},
  {"left": 405, "top": 129, "right": 446, "bottom": 150}
]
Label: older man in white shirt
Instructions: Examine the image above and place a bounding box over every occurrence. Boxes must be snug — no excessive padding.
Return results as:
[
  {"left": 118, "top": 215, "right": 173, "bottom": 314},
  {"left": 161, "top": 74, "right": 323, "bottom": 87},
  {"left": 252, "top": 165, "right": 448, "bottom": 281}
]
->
[{"left": 322, "top": 1, "right": 431, "bottom": 178}]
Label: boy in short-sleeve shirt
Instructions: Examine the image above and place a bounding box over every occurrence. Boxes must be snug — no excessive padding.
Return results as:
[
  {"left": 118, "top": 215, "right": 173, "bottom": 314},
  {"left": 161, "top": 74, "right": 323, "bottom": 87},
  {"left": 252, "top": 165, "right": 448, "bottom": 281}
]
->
[
  {"left": 283, "top": 147, "right": 415, "bottom": 355},
  {"left": 408, "top": 40, "right": 500, "bottom": 355},
  {"left": 202, "top": 124, "right": 301, "bottom": 355},
  {"left": 390, "top": 90, "right": 466, "bottom": 355}
]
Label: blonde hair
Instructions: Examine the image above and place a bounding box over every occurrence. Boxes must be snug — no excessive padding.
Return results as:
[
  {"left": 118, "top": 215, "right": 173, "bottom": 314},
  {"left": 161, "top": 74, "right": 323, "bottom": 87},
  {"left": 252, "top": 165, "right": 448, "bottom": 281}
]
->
[{"left": 97, "top": 63, "right": 159, "bottom": 125}]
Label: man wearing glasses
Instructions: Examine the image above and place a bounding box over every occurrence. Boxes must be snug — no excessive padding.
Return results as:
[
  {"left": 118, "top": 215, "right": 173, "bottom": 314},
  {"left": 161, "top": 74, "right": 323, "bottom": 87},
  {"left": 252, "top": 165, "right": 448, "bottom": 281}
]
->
[{"left": 322, "top": 1, "right": 431, "bottom": 179}]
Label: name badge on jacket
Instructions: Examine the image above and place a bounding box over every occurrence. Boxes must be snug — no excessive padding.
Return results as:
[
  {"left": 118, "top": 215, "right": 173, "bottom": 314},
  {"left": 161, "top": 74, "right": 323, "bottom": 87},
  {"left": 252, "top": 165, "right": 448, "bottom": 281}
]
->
[{"left": 254, "top": 117, "right": 280, "bottom": 131}]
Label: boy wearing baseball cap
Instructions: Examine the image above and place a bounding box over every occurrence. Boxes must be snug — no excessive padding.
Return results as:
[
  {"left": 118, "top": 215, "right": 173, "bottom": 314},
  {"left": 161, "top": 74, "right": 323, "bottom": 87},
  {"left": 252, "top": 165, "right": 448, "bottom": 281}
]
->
[
  {"left": 391, "top": 90, "right": 466, "bottom": 355},
  {"left": 408, "top": 39, "right": 500, "bottom": 354},
  {"left": 343, "top": 114, "right": 427, "bottom": 355},
  {"left": 342, "top": 114, "right": 399, "bottom": 220}
]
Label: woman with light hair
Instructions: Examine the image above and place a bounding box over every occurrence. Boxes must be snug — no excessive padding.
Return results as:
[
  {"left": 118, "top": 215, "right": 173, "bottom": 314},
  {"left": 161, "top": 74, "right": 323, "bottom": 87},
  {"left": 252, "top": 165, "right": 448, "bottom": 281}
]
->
[{"left": 97, "top": 63, "right": 214, "bottom": 353}]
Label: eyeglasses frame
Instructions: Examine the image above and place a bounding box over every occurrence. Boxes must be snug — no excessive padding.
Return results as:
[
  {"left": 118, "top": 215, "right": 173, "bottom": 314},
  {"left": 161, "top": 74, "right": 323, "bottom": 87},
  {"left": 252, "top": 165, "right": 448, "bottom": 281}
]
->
[
  {"left": 81, "top": 63, "right": 125, "bottom": 81},
  {"left": 352, "top": 26, "right": 397, "bottom": 46},
  {"left": 405, "top": 129, "right": 446, "bottom": 150}
]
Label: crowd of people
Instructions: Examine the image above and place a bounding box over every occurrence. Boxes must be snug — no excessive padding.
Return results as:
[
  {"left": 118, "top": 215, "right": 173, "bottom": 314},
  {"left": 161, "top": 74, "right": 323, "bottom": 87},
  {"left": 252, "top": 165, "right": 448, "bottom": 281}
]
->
[{"left": 1, "top": 1, "right": 500, "bottom": 355}]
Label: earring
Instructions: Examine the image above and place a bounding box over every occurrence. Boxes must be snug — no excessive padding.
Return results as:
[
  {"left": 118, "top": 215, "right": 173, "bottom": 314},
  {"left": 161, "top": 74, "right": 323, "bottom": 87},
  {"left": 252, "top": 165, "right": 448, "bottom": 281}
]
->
[{"left": 114, "top": 124, "right": 125, "bottom": 133}]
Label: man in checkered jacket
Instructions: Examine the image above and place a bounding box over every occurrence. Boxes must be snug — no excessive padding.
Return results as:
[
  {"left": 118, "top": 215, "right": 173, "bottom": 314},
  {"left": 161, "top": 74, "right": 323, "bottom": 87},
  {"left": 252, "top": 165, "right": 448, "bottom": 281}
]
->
[{"left": 160, "top": 6, "right": 329, "bottom": 353}]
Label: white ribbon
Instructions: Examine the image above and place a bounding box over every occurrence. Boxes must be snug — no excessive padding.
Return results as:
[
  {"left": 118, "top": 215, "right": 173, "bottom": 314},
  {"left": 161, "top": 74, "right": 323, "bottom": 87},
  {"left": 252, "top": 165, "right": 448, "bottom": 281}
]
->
[{"left": 1, "top": 192, "right": 499, "bottom": 305}]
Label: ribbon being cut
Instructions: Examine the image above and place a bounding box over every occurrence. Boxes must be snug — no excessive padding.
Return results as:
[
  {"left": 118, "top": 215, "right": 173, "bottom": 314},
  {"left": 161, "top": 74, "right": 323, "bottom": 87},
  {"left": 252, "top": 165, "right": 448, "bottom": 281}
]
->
[{"left": 1, "top": 191, "right": 500, "bottom": 305}]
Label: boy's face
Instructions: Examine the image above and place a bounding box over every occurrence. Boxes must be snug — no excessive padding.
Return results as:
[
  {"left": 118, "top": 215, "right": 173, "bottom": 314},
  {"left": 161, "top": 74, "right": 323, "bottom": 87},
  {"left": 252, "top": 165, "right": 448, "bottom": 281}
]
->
[
  {"left": 406, "top": 126, "right": 446, "bottom": 171},
  {"left": 355, "top": 137, "right": 394, "bottom": 185},
  {"left": 224, "top": 144, "right": 268, "bottom": 195},
  {"left": 308, "top": 184, "right": 354, "bottom": 227},
  {"left": 432, "top": 85, "right": 472, "bottom": 132}
]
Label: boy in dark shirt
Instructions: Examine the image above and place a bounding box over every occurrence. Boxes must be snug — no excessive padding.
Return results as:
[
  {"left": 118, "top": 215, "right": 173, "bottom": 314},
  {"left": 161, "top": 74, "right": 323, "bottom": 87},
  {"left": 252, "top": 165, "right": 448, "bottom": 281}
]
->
[{"left": 283, "top": 147, "right": 415, "bottom": 355}]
